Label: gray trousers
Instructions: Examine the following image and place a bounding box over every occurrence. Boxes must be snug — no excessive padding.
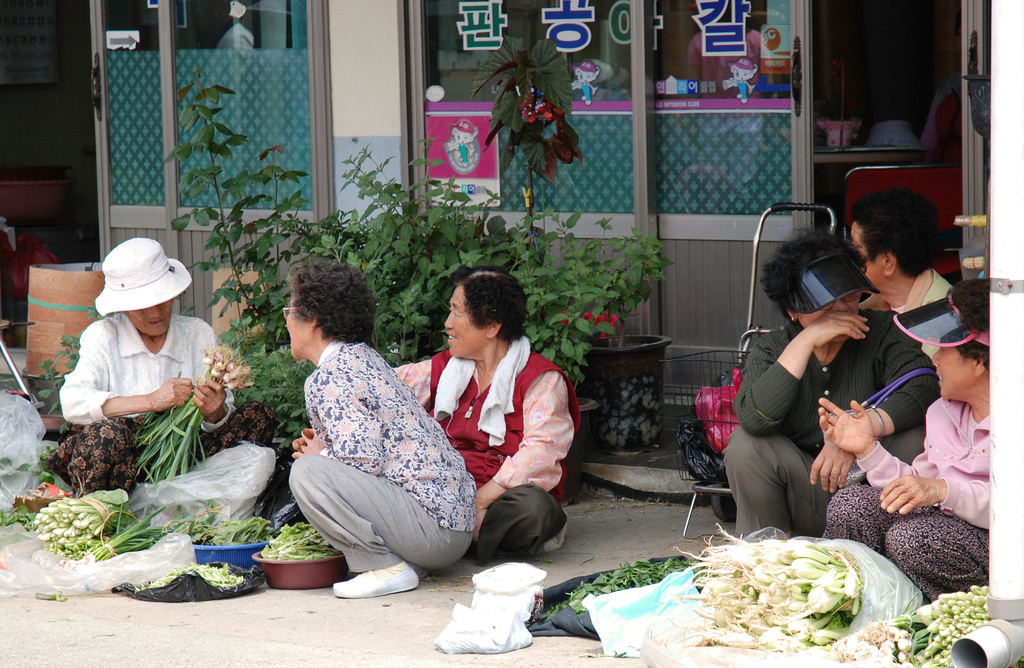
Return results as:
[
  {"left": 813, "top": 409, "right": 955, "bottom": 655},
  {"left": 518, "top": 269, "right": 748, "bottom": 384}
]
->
[
  {"left": 724, "top": 424, "right": 926, "bottom": 537},
  {"left": 290, "top": 456, "right": 473, "bottom": 573}
]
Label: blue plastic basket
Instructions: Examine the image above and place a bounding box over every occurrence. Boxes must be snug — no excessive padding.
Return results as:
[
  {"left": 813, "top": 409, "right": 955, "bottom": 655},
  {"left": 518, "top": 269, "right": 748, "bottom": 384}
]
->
[{"left": 192, "top": 542, "right": 269, "bottom": 569}]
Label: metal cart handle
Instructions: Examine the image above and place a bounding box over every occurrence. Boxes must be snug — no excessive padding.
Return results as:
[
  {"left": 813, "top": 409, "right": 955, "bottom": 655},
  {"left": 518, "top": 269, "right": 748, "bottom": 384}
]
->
[{"left": 746, "top": 202, "right": 840, "bottom": 331}]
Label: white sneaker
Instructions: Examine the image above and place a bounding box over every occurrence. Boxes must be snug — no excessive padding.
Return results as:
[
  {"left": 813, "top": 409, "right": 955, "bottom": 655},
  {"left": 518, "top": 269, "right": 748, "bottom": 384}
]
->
[
  {"left": 540, "top": 529, "right": 566, "bottom": 553},
  {"left": 333, "top": 562, "right": 419, "bottom": 599}
]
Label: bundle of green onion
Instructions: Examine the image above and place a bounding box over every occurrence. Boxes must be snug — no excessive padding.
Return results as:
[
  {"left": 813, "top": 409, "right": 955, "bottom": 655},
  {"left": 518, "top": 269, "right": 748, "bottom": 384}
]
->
[
  {"left": 136, "top": 345, "right": 253, "bottom": 483},
  {"left": 259, "top": 523, "right": 340, "bottom": 561},
  {"left": 87, "top": 508, "right": 166, "bottom": 561},
  {"left": 32, "top": 490, "right": 134, "bottom": 559},
  {"left": 688, "top": 537, "right": 863, "bottom": 654}
]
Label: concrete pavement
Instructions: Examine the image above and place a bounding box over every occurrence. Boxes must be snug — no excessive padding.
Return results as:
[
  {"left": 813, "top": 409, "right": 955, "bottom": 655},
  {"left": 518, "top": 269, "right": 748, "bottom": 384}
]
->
[{"left": 1, "top": 490, "right": 731, "bottom": 668}]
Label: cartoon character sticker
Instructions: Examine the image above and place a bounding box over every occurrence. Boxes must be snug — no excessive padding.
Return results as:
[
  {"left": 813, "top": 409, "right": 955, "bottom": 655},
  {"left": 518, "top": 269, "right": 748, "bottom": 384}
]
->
[
  {"left": 443, "top": 119, "right": 480, "bottom": 175},
  {"left": 572, "top": 61, "right": 600, "bottom": 106},
  {"left": 723, "top": 57, "right": 758, "bottom": 103}
]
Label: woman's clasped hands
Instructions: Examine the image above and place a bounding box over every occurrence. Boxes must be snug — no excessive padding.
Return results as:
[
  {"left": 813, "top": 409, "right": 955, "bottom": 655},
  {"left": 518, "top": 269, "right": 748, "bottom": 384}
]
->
[{"left": 292, "top": 427, "right": 326, "bottom": 459}]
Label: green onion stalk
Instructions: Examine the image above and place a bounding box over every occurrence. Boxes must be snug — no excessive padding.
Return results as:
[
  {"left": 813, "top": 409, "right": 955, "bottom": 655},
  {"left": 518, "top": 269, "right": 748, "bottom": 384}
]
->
[
  {"left": 135, "top": 345, "right": 252, "bottom": 483},
  {"left": 685, "top": 535, "right": 864, "bottom": 655},
  {"left": 88, "top": 507, "right": 167, "bottom": 561}
]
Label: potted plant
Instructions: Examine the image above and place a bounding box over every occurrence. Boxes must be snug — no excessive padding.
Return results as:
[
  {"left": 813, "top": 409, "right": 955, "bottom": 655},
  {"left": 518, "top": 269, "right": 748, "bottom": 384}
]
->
[
  {"left": 471, "top": 37, "right": 583, "bottom": 214},
  {"left": 470, "top": 37, "right": 671, "bottom": 451}
]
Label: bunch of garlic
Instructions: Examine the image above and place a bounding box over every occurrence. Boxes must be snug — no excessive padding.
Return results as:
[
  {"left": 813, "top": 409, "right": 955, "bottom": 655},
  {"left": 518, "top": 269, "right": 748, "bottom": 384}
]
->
[{"left": 198, "top": 345, "right": 254, "bottom": 390}]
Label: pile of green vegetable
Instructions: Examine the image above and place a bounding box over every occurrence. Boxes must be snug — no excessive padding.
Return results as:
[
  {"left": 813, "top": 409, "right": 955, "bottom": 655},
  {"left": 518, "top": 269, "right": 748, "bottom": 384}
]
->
[
  {"left": 688, "top": 538, "right": 863, "bottom": 653},
  {"left": 32, "top": 490, "right": 136, "bottom": 559},
  {"left": 0, "top": 506, "right": 33, "bottom": 528},
  {"left": 259, "top": 522, "right": 340, "bottom": 561},
  {"left": 143, "top": 563, "right": 244, "bottom": 590},
  {"left": 174, "top": 515, "right": 273, "bottom": 546},
  {"left": 914, "top": 586, "right": 1005, "bottom": 668},
  {"left": 545, "top": 557, "right": 693, "bottom": 618}
]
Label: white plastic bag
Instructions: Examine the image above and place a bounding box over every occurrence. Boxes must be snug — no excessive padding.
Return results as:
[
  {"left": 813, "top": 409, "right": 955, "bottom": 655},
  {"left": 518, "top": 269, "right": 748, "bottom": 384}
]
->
[
  {"left": 434, "top": 604, "right": 533, "bottom": 654},
  {"left": 583, "top": 570, "right": 698, "bottom": 658},
  {"left": 471, "top": 562, "right": 547, "bottom": 624},
  {"left": 434, "top": 562, "right": 547, "bottom": 655},
  {"left": 0, "top": 394, "right": 46, "bottom": 508},
  {"left": 129, "top": 442, "right": 275, "bottom": 525},
  {"left": 815, "top": 538, "right": 923, "bottom": 633},
  {"left": 0, "top": 525, "right": 194, "bottom": 597}
]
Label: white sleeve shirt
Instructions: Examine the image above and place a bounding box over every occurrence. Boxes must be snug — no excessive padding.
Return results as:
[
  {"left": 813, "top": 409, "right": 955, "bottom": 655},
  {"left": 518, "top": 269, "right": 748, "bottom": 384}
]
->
[{"left": 60, "top": 312, "right": 234, "bottom": 428}]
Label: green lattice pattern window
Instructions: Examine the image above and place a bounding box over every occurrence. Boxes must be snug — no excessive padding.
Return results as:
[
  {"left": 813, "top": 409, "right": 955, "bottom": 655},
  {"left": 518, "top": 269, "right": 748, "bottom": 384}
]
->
[
  {"left": 108, "top": 50, "right": 166, "bottom": 206},
  {"left": 175, "top": 50, "right": 313, "bottom": 210},
  {"left": 655, "top": 113, "right": 791, "bottom": 215},
  {"left": 496, "top": 115, "right": 634, "bottom": 214}
]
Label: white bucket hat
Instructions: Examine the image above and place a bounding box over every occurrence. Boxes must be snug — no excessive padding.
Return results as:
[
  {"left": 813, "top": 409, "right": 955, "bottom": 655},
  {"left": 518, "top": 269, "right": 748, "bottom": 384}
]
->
[{"left": 94, "top": 238, "right": 192, "bottom": 316}]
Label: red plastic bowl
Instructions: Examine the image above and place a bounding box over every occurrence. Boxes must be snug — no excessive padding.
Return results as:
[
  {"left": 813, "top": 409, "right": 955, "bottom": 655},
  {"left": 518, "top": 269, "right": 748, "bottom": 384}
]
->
[{"left": 252, "top": 553, "right": 348, "bottom": 590}]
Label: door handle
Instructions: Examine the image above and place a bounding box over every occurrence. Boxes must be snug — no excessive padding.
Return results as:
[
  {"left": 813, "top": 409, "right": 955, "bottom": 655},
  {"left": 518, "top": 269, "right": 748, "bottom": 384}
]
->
[
  {"left": 791, "top": 36, "right": 802, "bottom": 116},
  {"left": 91, "top": 53, "right": 102, "bottom": 121}
]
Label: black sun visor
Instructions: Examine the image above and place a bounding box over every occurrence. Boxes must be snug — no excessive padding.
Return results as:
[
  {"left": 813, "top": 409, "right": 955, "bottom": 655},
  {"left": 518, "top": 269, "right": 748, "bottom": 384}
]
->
[
  {"left": 894, "top": 296, "right": 986, "bottom": 347},
  {"left": 789, "top": 253, "right": 877, "bottom": 314}
]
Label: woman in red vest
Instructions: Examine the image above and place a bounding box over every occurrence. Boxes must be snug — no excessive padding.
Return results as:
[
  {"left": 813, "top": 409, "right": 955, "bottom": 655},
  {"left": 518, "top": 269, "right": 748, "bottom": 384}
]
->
[{"left": 398, "top": 266, "right": 581, "bottom": 561}]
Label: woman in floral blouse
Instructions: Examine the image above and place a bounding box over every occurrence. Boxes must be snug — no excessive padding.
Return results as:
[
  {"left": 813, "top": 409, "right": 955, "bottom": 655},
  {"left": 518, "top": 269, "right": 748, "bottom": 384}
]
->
[{"left": 287, "top": 259, "right": 476, "bottom": 599}]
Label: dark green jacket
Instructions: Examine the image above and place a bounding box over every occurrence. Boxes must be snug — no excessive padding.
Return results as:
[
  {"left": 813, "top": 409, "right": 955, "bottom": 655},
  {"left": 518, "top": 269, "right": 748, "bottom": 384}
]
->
[{"left": 734, "top": 310, "right": 939, "bottom": 455}]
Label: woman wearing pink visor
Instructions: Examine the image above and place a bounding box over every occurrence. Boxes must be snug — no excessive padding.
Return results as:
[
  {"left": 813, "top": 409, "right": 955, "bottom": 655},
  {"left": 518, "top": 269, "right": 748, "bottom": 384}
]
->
[{"left": 819, "top": 279, "right": 990, "bottom": 600}]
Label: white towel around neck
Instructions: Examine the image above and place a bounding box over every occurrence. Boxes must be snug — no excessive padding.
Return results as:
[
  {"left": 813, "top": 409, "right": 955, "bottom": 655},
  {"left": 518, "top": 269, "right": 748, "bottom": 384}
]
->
[{"left": 434, "top": 336, "right": 531, "bottom": 447}]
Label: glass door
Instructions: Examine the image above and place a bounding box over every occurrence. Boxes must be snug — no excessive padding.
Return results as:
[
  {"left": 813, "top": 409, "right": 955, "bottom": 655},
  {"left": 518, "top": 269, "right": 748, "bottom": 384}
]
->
[{"left": 92, "top": 0, "right": 316, "bottom": 235}]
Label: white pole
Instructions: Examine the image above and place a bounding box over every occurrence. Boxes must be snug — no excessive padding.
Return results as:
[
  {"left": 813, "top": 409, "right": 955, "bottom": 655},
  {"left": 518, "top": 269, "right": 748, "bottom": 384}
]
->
[{"left": 987, "top": 0, "right": 1024, "bottom": 621}]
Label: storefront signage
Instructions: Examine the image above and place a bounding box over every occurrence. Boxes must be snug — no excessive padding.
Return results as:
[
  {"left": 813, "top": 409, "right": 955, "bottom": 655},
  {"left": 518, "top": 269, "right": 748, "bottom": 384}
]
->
[
  {"left": 541, "top": 0, "right": 595, "bottom": 52},
  {"left": 0, "top": 0, "right": 56, "bottom": 85},
  {"left": 692, "top": 0, "right": 753, "bottom": 57},
  {"left": 456, "top": 1, "right": 507, "bottom": 51},
  {"left": 425, "top": 115, "right": 500, "bottom": 204}
]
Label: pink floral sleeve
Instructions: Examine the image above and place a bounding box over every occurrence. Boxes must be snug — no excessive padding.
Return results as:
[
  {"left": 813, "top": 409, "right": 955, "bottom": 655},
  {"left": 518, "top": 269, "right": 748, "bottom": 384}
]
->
[
  {"left": 492, "top": 370, "right": 574, "bottom": 492},
  {"left": 395, "top": 360, "right": 433, "bottom": 408}
]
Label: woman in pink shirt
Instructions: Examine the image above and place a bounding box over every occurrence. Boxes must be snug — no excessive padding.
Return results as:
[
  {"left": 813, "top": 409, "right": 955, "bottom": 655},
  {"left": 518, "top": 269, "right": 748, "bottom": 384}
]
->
[
  {"left": 818, "top": 279, "right": 989, "bottom": 600},
  {"left": 397, "top": 265, "right": 580, "bottom": 562}
]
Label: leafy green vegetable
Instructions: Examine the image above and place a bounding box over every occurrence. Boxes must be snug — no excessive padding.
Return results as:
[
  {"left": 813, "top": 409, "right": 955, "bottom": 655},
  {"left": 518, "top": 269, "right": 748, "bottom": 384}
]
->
[
  {"left": 0, "top": 506, "right": 34, "bottom": 527},
  {"left": 260, "top": 522, "right": 340, "bottom": 561},
  {"left": 189, "top": 517, "right": 273, "bottom": 546},
  {"left": 144, "top": 563, "right": 244, "bottom": 589},
  {"left": 545, "top": 557, "right": 694, "bottom": 618}
]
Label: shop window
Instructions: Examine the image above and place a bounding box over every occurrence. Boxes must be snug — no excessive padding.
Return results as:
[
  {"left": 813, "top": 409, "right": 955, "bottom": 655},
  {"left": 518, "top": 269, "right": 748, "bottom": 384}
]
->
[
  {"left": 106, "top": 0, "right": 164, "bottom": 206},
  {"left": 173, "top": 0, "right": 312, "bottom": 210},
  {"left": 653, "top": 0, "right": 792, "bottom": 215},
  {"left": 423, "top": 0, "right": 634, "bottom": 213}
]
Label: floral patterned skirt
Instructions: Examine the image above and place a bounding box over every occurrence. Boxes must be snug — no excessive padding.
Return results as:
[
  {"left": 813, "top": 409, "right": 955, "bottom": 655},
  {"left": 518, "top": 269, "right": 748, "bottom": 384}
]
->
[{"left": 47, "top": 402, "right": 277, "bottom": 496}]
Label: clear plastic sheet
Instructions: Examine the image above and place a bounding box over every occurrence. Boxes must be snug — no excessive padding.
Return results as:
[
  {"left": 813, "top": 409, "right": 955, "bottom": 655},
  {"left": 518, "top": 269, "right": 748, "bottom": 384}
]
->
[
  {"left": 129, "top": 442, "right": 276, "bottom": 525},
  {"left": 0, "top": 394, "right": 46, "bottom": 508},
  {"left": 0, "top": 526, "right": 193, "bottom": 597},
  {"left": 640, "top": 537, "right": 923, "bottom": 668}
]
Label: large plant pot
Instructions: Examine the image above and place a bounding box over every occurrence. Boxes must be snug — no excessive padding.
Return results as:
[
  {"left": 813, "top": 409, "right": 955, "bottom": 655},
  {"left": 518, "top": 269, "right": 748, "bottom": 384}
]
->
[{"left": 579, "top": 335, "right": 672, "bottom": 452}]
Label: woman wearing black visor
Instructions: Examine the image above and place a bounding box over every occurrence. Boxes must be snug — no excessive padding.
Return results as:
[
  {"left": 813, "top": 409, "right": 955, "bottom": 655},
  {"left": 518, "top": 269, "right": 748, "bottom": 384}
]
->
[{"left": 726, "top": 231, "right": 940, "bottom": 537}]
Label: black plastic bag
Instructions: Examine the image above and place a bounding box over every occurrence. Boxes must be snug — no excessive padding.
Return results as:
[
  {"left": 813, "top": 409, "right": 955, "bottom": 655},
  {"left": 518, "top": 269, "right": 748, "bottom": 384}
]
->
[
  {"left": 676, "top": 414, "right": 728, "bottom": 483},
  {"left": 253, "top": 447, "right": 306, "bottom": 529},
  {"left": 114, "top": 562, "right": 265, "bottom": 602}
]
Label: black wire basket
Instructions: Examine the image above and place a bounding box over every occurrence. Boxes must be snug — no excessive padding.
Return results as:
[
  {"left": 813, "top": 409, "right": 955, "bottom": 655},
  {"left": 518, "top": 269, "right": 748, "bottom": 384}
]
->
[{"left": 664, "top": 350, "right": 743, "bottom": 482}]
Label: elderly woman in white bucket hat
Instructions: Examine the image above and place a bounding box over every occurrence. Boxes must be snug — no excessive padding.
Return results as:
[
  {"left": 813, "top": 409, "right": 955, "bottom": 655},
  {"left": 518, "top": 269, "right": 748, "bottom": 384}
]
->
[{"left": 49, "top": 238, "right": 276, "bottom": 496}]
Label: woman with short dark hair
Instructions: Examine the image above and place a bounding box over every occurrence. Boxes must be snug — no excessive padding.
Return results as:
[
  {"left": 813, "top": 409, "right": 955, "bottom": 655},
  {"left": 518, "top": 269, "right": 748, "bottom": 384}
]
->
[
  {"left": 398, "top": 265, "right": 581, "bottom": 562},
  {"left": 821, "top": 279, "right": 990, "bottom": 599},
  {"left": 726, "top": 231, "right": 939, "bottom": 537},
  {"left": 850, "top": 188, "right": 952, "bottom": 358},
  {"left": 287, "top": 258, "right": 476, "bottom": 599}
]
